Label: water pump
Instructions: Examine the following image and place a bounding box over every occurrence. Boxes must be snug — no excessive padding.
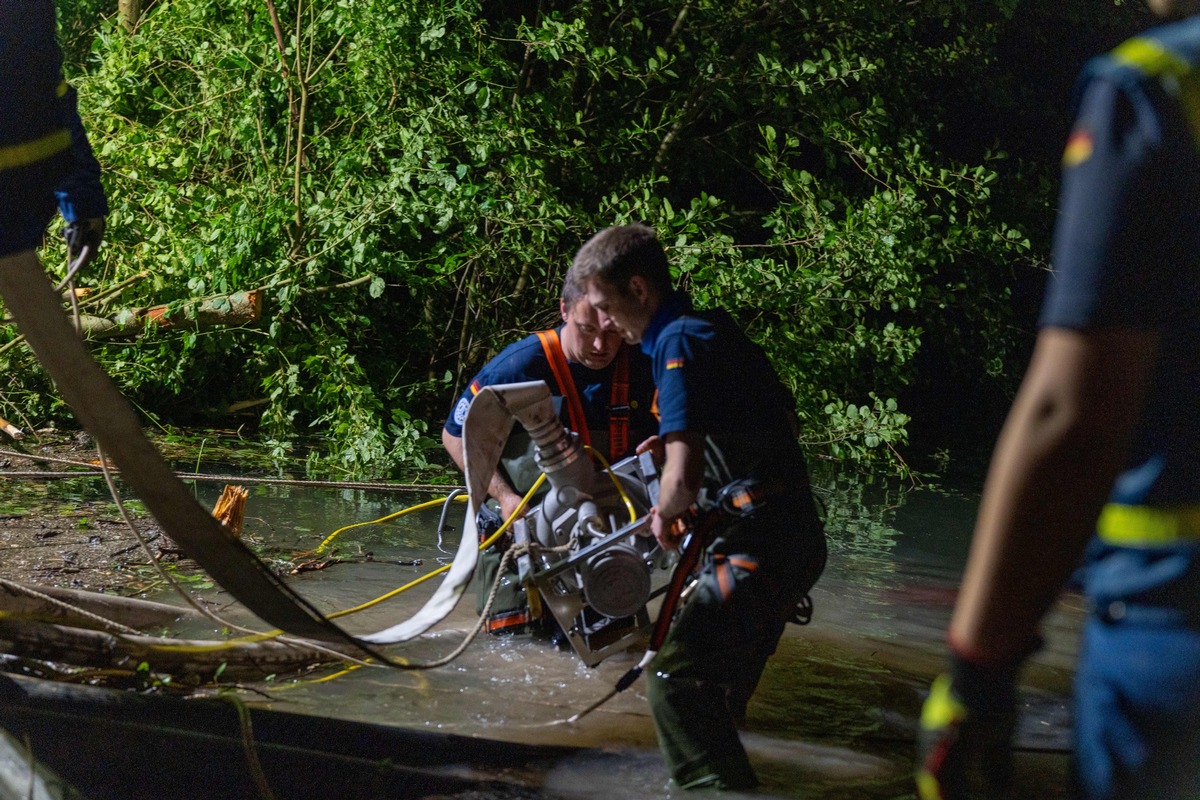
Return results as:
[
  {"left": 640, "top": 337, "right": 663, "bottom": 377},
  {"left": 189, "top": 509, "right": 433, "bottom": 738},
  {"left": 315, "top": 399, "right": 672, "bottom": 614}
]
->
[{"left": 465, "top": 380, "right": 676, "bottom": 667}]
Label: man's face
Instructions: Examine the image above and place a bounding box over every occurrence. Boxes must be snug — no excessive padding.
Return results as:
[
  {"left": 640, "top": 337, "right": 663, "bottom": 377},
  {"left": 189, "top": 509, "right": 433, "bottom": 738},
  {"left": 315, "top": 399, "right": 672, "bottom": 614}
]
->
[
  {"left": 561, "top": 298, "right": 622, "bottom": 369},
  {"left": 585, "top": 276, "right": 654, "bottom": 345}
]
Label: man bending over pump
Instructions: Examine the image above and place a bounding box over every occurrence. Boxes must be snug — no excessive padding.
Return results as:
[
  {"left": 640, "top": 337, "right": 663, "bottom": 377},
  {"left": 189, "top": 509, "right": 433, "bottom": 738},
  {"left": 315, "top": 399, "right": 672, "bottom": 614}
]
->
[
  {"left": 441, "top": 276, "right": 656, "bottom": 635},
  {"left": 568, "top": 223, "right": 827, "bottom": 791}
]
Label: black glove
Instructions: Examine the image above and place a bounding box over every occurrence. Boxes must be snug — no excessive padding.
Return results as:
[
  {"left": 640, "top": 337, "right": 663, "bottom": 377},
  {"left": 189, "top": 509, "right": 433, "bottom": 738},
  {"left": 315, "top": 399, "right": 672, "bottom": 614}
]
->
[
  {"left": 916, "top": 652, "right": 1022, "bottom": 800},
  {"left": 476, "top": 504, "right": 508, "bottom": 548},
  {"left": 63, "top": 217, "right": 105, "bottom": 269}
]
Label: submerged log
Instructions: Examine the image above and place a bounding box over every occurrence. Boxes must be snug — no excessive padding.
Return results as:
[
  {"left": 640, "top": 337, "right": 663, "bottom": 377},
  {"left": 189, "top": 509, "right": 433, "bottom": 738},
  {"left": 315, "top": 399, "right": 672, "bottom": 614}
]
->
[
  {"left": 0, "top": 616, "right": 353, "bottom": 681},
  {"left": 0, "top": 583, "right": 358, "bottom": 681},
  {"left": 0, "top": 581, "right": 202, "bottom": 631}
]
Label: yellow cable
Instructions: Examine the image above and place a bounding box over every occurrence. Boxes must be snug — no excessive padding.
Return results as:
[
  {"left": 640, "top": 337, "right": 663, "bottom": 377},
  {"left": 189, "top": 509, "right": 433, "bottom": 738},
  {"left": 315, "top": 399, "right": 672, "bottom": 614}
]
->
[
  {"left": 267, "top": 660, "right": 373, "bottom": 690},
  {"left": 315, "top": 495, "right": 466, "bottom": 553},
  {"left": 326, "top": 474, "right": 546, "bottom": 619},
  {"left": 145, "top": 632, "right": 280, "bottom": 653},
  {"left": 584, "top": 445, "right": 637, "bottom": 523},
  {"left": 143, "top": 476, "right": 549, "bottom": 655}
]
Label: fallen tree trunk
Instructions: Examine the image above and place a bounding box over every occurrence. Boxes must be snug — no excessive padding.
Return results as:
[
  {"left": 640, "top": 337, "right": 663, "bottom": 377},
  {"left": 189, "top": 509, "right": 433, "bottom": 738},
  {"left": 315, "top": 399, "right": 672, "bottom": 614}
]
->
[
  {"left": 0, "top": 581, "right": 203, "bottom": 631},
  {"left": 78, "top": 289, "right": 262, "bottom": 340},
  {"left": 0, "top": 616, "right": 354, "bottom": 681}
]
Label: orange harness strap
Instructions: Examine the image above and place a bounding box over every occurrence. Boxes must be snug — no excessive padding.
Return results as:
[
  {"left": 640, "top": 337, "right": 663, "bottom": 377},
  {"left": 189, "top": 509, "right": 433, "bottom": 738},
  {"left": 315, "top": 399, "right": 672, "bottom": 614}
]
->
[
  {"left": 537, "top": 330, "right": 633, "bottom": 458},
  {"left": 536, "top": 329, "right": 591, "bottom": 449}
]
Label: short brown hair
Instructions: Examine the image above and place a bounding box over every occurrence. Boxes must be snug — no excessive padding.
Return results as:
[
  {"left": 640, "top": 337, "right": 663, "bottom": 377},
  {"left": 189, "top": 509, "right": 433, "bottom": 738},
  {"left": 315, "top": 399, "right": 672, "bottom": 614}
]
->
[
  {"left": 568, "top": 224, "right": 672, "bottom": 297},
  {"left": 560, "top": 270, "right": 587, "bottom": 309}
]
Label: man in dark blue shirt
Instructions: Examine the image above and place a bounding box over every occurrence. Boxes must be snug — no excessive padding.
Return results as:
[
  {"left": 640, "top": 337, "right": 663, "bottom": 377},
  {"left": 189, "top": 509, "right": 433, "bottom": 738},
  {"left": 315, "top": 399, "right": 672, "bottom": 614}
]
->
[
  {"left": 442, "top": 277, "right": 656, "bottom": 521},
  {"left": 569, "top": 223, "right": 826, "bottom": 791},
  {"left": 916, "top": 3, "right": 1200, "bottom": 799},
  {"left": 442, "top": 276, "right": 656, "bottom": 633},
  {"left": 1, "top": 0, "right": 107, "bottom": 265}
]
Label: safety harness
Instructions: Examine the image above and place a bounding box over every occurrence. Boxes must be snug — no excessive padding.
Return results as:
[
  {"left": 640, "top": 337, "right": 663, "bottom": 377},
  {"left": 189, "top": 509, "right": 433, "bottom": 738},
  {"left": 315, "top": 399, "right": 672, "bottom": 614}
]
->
[
  {"left": 478, "top": 331, "right": 630, "bottom": 636},
  {"left": 534, "top": 328, "right": 632, "bottom": 458}
]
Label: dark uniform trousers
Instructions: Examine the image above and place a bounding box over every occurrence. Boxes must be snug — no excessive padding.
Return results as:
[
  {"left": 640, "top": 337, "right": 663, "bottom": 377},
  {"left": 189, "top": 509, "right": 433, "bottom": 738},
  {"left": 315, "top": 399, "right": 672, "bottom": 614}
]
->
[{"left": 647, "top": 499, "right": 826, "bottom": 790}]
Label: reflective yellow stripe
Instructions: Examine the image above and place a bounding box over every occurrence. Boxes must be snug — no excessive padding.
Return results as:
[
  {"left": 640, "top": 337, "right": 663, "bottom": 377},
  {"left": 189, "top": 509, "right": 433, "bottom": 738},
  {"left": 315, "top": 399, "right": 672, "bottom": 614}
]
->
[
  {"left": 0, "top": 129, "right": 71, "bottom": 172},
  {"left": 1113, "top": 38, "right": 1189, "bottom": 77},
  {"left": 920, "top": 673, "right": 966, "bottom": 731},
  {"left": 1112, "top": 37, "right": 1200, "bottom": 149},
  {"left": 1096, "top": 503, "right": 1200, "bottom": 546},
  {"left": 915, "top": 770, "right": 943, "bottom": 800},
  {"left": 915, "top": 674, "right": 964, "bottom": 800}
]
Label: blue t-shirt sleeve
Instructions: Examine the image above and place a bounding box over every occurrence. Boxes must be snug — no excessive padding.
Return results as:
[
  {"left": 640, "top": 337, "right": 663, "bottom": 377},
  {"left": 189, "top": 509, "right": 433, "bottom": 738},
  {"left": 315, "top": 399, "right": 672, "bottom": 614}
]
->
[
  {"left": 442, "top": 336, "right": 546, "bottom": 438},
  {"left": 443, "top": 386, "right": 476, "bottom": 439},
  {"left": 443, "top": 359, "right": 514, "bottom": 439},
  {"left": 1040, "top": 71, "right": 1179, "bottom": 331},
  {"left": 653, "top": 322, "right": 711, "bottom": 437}
]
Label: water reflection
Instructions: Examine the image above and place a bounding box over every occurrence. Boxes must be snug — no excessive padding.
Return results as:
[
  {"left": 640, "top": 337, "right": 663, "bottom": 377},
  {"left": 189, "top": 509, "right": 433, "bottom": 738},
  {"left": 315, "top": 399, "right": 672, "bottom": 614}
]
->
[{"left": 169, "top": 472, "right": 1080, "bottom": 798}]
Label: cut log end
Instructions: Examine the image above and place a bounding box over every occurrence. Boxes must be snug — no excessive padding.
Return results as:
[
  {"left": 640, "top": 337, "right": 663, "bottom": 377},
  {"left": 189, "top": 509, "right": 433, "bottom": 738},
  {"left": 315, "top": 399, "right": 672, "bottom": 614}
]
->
[
  {"left": 0, "top": 417, "right": 23, "bottom": 440},
  {"left": 211, "top": 484, "right": 248, "bottom": 539}
]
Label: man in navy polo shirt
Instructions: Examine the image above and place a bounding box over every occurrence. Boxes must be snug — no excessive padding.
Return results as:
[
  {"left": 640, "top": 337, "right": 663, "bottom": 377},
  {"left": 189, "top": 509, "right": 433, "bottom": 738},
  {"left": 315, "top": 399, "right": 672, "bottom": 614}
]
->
[
  {"left": 441, "top": 275, "right": 656, "bottom": 634},
  {"left": 916, "top": 2, "right": 1200, "bottom": 798},
  {"left": 569, "top": 223, "right": 826, "bottom": 791}
]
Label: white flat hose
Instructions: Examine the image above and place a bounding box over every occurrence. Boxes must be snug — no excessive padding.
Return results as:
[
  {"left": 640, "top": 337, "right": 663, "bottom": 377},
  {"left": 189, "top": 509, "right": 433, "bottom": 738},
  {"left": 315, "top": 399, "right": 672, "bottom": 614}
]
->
[
  {"left": 360, "top": 381, "right": 551, "bottom": 644},
  {"left": 0, "top": 246, "right": 555, "bottom": 650},
  {"left": 0, "top": 250, "right": 361, "bottom": 645}
]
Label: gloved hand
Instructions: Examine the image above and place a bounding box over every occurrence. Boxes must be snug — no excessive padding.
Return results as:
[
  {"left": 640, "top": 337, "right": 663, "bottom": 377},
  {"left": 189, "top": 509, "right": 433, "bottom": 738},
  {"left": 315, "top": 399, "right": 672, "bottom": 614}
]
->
[
  {"left": 63, "top": 217, "right": 105, "bottom": 269},
  {"left": 916, "top": 652, "right": 1021, "bottom": 800}
]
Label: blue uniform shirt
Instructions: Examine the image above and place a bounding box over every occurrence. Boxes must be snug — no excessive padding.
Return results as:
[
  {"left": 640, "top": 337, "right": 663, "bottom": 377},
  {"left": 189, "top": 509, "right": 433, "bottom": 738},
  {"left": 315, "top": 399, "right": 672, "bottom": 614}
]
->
[
  {"left": 1039, "top": 24, "right": 1200, "bottom": 791},
  {"left": 444, "top": 330, "right": 656, "bottom": 461},
  {"left": 641, "top": 291, "right": 808, "bottom": 485},
  {"left": 0, "top": 0, "right": 107, "bottom": 254},
  {"left": 1040, "top": 15, "right": 1200, "bottom": 508},
  {"left": 55, "top": 85, "right": 109, "bottom": 224}
]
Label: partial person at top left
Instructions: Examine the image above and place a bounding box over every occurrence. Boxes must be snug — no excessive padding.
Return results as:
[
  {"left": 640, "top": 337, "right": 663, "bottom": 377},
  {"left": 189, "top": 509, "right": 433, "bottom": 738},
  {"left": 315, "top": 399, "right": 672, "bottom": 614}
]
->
[{"left": 1, "top": 0, "right": 107, "bottom": 268}]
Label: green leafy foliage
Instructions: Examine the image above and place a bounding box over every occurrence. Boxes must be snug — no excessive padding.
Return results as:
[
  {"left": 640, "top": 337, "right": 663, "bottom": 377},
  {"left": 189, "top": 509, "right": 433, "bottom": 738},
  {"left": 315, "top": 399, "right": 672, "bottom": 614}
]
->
[{"left": 13, "top": 0, "right": 1147, "bottom": 478}]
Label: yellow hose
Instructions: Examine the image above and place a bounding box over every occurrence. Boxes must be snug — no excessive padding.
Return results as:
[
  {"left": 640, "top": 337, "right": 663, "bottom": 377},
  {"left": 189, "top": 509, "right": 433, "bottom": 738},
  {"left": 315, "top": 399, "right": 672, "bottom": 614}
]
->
[
  {"left": 145, "top": 476, "right": 548, "bottom": 655},
  {"left": 584, "top": 445, "right": 637, "bottom": 524},
  {"left": 315, "top": 495, "right": 467, "bottom": 553}
]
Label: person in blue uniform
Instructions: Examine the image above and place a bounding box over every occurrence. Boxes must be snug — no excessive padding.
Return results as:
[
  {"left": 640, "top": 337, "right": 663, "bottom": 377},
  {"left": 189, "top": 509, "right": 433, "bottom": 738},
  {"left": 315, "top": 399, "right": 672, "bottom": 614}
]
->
[
  {"left": 1, "top": 0, "right": 108, "bottom": 267},
  {"left": 569, "top": 223, "right": 827, "bottom": 791},
  {"left": 442, "top": 276, "right": 656, "bottom": 633},
  {"left": 916, "top": 3, "right": 1200, "bottom": 799}
]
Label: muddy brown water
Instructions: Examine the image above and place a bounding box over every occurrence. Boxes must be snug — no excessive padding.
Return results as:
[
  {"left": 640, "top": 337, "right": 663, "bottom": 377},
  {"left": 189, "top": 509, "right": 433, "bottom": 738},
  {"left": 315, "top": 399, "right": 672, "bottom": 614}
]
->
[
  {"left": 173, "top": 476, "right": 1077, "bottom": 800},
  {"left": 3, "top": 469, "right": 1080, "bottom": 799}
]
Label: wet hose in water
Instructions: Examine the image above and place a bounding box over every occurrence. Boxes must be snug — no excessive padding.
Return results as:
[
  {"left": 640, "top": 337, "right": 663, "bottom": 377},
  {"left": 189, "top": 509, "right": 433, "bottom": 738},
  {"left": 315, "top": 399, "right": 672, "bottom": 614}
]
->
[{"left": 0, "top": 250, "right": 553, "bottom": 659}]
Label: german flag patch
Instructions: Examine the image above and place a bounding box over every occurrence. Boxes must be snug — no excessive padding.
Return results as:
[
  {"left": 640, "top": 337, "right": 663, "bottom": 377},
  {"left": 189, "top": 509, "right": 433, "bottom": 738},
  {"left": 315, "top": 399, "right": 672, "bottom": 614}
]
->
[
  {"left": 1062, "top": 128, "right": 1094, "bottom": 167},
  {"left": 666, "top": 358, "right": 685, "bottom": 370}
]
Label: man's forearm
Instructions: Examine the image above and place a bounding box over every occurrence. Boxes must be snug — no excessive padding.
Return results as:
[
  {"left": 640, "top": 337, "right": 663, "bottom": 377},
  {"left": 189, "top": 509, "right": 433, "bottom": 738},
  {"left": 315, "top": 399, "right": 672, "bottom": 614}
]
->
[
  {"left": 656, "top": 433, "right": 705, "bottom": 521},
  {"left": 441, "top": 427, "right": 522, "bottom": 512},
  {"left": 950, "top": 328, "right": 1157, "bottom": 661}
]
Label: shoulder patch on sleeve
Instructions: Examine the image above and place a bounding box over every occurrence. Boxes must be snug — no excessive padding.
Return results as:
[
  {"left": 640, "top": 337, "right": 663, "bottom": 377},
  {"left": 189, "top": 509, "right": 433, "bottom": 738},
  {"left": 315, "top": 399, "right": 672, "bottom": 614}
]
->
[
  {"left": 1063, "top": 128, "right": 1094, "bottom": 167},
  {"left": 666, "top": 357, "right": 685, "bottom": 370},
  {"left": 453, "top": 397, "right": 470, "bottom": 427}
]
